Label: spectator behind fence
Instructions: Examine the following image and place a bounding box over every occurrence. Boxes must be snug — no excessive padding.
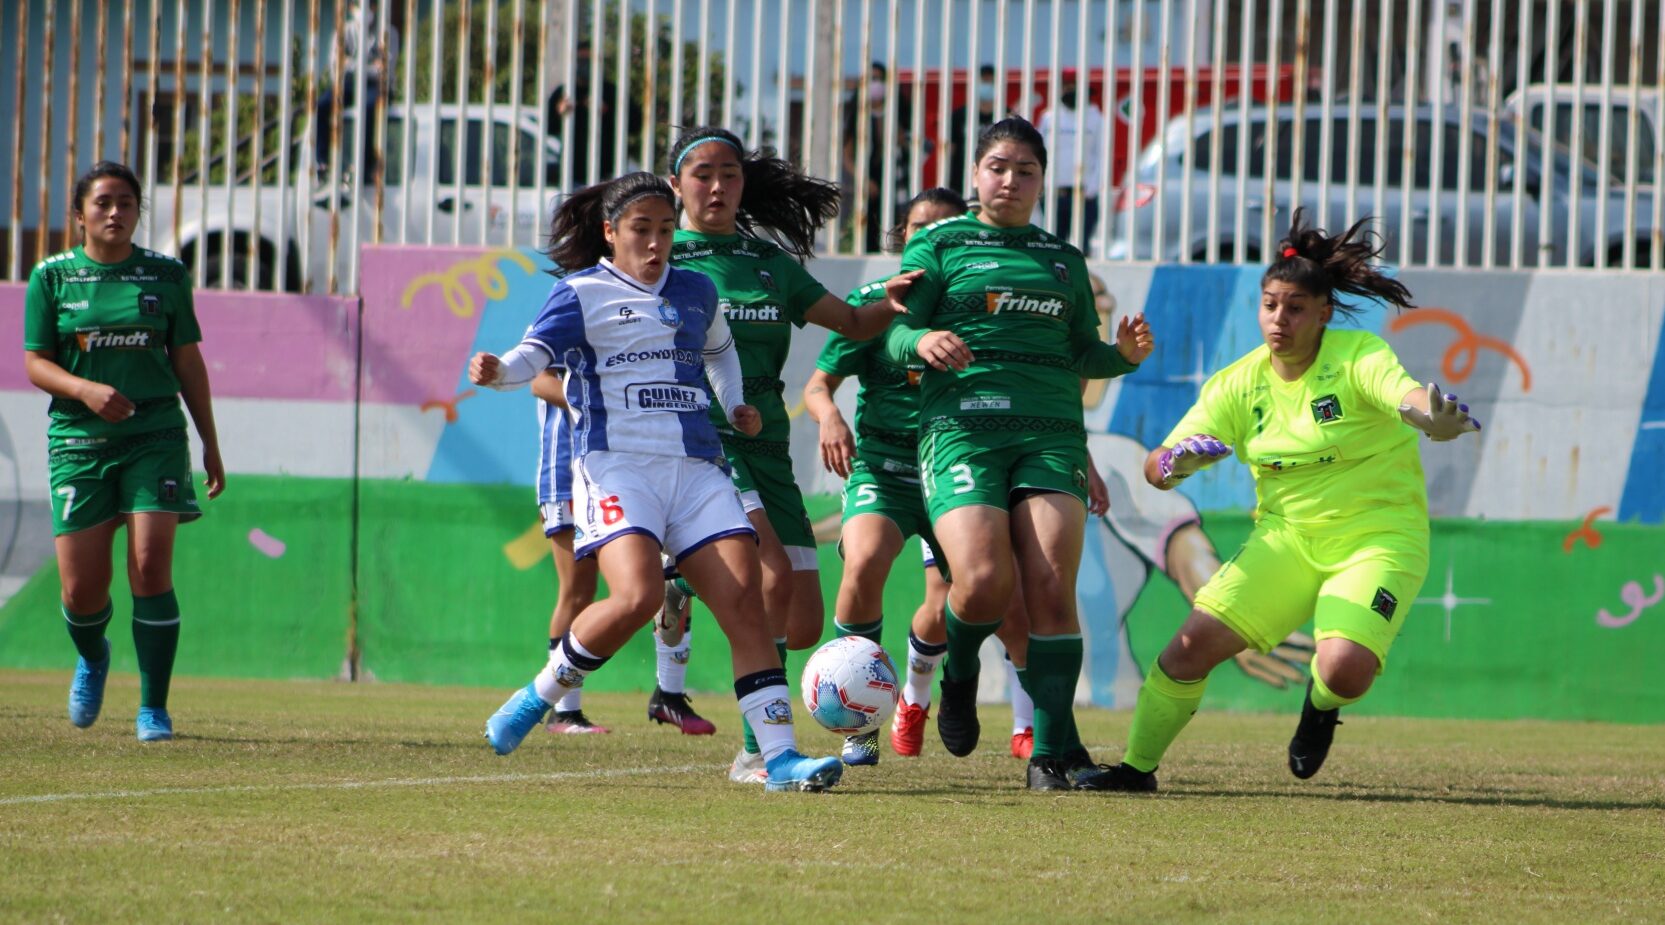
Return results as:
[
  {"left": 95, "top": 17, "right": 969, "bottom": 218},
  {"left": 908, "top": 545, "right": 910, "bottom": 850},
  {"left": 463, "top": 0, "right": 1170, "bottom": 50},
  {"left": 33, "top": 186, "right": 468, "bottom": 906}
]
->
[
  {"left": 1037, "top": 87, "right": 1104, "bottom": 250},
  {"left": 945, "top": 65, "right": 999, "bottom": 196},
  {"left": 313, "top": 1, "right": 399, "bottom": 182},
  {"left": 547, "top": 41, "right": 645, "bottom": 188},
  {"left": 842, "top": 62, "right": 913, "bottom": 253}
]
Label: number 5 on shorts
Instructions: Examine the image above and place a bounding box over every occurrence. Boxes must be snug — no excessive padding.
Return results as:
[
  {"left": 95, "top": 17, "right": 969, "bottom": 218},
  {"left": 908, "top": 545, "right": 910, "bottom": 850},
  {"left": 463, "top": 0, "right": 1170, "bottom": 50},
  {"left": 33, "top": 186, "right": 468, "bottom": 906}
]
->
[
  {"left": 949, "top": 464, "right": 975, "bottom": 495},
  {"left": 55, "top": 485, "right": 77, "bottom": 520},
  {"left": 851, "top": 483, "right": 878, "bottom": 507}
]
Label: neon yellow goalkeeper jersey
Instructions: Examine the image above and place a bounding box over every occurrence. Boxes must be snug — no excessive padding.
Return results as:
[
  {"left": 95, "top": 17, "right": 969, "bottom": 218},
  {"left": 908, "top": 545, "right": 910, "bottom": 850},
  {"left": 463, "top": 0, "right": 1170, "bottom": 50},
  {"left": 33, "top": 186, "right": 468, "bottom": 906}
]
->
[{"left": 1165, "top": 328, "right": 1428, "bottom": 537}]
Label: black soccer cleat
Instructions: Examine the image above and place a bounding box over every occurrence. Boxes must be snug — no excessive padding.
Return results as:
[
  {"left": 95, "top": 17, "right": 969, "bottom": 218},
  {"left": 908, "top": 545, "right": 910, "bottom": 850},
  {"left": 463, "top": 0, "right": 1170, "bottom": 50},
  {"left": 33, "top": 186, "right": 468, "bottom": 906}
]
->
[
  {"left": 1076, "top": 761, "right": 1159, "bottom": 792},
  {"left": 1287, "top": 680, "right": 1343, "bottom": 780},
  {"left": 1025, "top": 757, "right": 1075, "bottom": 791},
  {"left": 935, "top": 675, "right": 981, "bottom": 757},
  {"left": 647, "top": 686, "right": 718, "bottom": 735}
]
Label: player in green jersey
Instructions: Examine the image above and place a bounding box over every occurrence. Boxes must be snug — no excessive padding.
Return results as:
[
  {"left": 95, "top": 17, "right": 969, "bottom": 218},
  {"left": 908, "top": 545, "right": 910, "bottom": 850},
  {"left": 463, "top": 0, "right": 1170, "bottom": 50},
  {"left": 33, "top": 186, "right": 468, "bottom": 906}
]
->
[
  {"left": 1094, "top": 211, "right": 1483, "bottom": 792},
  {"left": 805, "top": 187, "right": 1097, "bottom": 766},
  {"left": 665, "top": 126, "right": 917, "bottom": 784},
  {"left": 883, "top": 119, "right": 1155, "bottom": 791},
  {"left": 21, "top": 162, "right": 225, "bottom": 742}
]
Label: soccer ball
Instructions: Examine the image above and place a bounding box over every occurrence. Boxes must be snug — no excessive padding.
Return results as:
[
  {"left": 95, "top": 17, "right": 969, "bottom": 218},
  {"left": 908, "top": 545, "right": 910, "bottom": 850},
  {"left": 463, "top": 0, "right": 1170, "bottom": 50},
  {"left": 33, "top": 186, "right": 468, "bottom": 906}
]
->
[{"left": 801, "top": 636, "right": 900, "bottom": 734}]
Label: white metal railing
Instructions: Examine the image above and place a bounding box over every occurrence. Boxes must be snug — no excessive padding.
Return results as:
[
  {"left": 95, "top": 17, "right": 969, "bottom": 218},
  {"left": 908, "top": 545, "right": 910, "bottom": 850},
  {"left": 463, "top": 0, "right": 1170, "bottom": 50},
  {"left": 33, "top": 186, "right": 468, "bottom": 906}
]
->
[{"left": 3, "top": 0, "right": 1663, "bottom": 295}]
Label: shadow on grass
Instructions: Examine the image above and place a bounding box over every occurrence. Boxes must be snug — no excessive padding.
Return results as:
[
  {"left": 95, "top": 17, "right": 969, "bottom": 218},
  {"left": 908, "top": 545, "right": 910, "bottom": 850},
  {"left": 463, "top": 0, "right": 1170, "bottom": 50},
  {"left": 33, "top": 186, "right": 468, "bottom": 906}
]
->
[{"left": 1165, "top": 784, "right": 1665, "bottom": 812}]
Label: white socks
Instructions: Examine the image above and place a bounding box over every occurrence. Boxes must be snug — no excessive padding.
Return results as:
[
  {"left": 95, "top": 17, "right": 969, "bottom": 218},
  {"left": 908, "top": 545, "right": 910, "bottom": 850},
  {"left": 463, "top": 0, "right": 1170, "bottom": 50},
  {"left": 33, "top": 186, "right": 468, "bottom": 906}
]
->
[
  {"left": 655, "top": 630, "right": 691, "bottom": 694},
  {"left": 1007, "top": 654, "right": 1034, "bottom": 734},
  {"left": 533, "top": 634, "right": 607, "bottom": 705},
  {"left": 903, "top": 633, "right": 948, "bottom": 708},
  {"left": 736, "top": 684, "right": 797, "bottom": 762}
]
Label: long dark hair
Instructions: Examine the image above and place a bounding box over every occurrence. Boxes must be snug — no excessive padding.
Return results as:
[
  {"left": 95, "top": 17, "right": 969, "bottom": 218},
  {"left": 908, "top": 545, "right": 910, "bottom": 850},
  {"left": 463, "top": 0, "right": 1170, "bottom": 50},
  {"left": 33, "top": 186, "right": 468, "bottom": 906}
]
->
[
  {"left": 1263, "top": 208, "right": 1414, "bottom": 320},
  {"left": 973, "top": 117, "right": 1048, "bottom": 172},
  {"left": 666, "top": 126, "right": 839, "bottom": 259},
  {"left": 544, "top": 171, "right": 676, "bottom": 272},
  {"left": 883, "top": 187, "right": 968, "bottom": 253},
  {"left": 70, "top": 161, "right": 143, "bottom": 219}
]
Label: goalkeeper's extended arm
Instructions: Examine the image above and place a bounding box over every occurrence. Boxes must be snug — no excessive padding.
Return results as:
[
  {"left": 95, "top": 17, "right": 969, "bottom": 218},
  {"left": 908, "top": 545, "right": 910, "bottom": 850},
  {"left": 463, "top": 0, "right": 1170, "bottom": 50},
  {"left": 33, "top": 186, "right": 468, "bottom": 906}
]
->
[{"left": 1398, "top": 383, "right": 1482, "bottom": 441}]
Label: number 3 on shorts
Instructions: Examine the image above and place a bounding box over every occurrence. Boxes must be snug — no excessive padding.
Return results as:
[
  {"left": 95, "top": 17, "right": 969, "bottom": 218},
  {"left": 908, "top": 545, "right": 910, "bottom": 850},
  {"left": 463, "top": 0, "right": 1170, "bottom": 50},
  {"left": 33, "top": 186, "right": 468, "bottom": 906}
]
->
[
  {"left": 948, "top": 464, "right": 975, "bottom": 495},
  {"left": 55, "top": 485, "right": 77, "bottom": 520},
  {"left": 600, "top": 495, "right": 624, "bottom": 525}
]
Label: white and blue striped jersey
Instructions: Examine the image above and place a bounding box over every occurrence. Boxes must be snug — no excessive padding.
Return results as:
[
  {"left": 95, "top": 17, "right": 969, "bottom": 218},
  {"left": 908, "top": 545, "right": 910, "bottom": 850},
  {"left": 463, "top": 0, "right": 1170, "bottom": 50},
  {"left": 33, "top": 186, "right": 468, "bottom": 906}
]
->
[
  {"left": 535, "top": 399, "right": 573, "bottom": 504},
  {"left": 520, "top": 259, "right": 732, "bottom": 462}
]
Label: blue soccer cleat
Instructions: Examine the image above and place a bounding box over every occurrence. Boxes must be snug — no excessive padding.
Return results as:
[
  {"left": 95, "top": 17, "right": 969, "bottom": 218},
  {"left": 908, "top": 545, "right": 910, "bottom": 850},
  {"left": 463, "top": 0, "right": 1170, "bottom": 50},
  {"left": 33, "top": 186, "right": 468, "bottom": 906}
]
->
[
  {"left": 68, "top": 640, "right": 112, "bottom": 729},
  {"left": 763, "top": 749, "right": 844, "bottom": 792},
  {"left": 484, "top": 683, "right": 551, "bottom": 755},
  {"left": 135, "top": 707, "right": 173, "bottom": 742},
  {"left": 841, "top": 730, "right": 880, "bottom": 767}
]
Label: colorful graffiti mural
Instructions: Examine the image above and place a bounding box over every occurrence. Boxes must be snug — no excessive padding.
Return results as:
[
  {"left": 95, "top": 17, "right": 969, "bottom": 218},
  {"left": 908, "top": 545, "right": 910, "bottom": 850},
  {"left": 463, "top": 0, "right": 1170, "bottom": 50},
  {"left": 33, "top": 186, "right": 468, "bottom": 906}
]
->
[{"left": 2, "top": 251, "right": 1661, "bottom": 722}]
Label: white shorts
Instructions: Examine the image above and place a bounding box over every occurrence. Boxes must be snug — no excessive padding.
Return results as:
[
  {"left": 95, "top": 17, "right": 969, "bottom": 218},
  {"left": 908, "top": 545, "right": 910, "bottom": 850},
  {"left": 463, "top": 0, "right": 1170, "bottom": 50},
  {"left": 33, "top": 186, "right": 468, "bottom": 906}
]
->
[
  {"left": 738, "top": 489, "right": 765, "bottom": 515},
  {"left": 920, "top": 536, "right": 939, "bottom": 568},
  {"left": 540, "top": 500, "right": 576, "bottom": 536},
  {"left": 572, "top": 450, "right": 756, "bottom": 565}
]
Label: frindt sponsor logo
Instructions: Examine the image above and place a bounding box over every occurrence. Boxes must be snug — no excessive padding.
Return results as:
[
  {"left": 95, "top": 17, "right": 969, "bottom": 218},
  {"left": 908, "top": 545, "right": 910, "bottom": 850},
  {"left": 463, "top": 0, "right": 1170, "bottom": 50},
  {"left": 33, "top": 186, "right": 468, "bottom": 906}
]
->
[
  {"left": 723, "top": 301, "right": 783, "bottom": 323},
  {"left": 76, "top": 328, "right": 154, "bottom": 351},
  {"left": 984, "top": 289, "right": 1065, "bottom": 317}
]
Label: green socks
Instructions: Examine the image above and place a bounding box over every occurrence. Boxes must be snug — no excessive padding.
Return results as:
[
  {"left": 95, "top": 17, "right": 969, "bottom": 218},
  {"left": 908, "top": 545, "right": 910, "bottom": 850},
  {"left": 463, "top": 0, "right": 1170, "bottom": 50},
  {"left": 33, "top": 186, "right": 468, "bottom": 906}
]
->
[
  {"left": 64, "top": 601, "right": 113, "bottom": 662},
  {"left": 833, "top": 618, "right": 884, "bottom": 646},
  {"left": 741, "top": 639, "right": 791, "bottom": 756},
  {"left": 1309, "top": 671, "right": 1363, "bottom": 712},
  {"left": 131, "top": 590, "right": 181, "bottom": 710},
  {"left": 1025, "top": 635, "right": 1084, "bottom": 759},
  {"left": 942, "top": 601, "right": 1001, "bottom": 684},
  {"left": 1122, "top": 661, "right": 1209, "bottom": 773}
]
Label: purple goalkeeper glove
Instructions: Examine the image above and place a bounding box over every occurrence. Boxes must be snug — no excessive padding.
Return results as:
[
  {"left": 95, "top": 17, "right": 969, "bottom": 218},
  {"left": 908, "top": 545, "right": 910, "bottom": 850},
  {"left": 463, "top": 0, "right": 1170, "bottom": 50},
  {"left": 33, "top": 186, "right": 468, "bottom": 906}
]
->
[
  {"left": 1158, "top": 434, "right": 1233, "bottom": 483},
  {"left": 1398, "top": 383, "right": 1482, "bottom": 442}
]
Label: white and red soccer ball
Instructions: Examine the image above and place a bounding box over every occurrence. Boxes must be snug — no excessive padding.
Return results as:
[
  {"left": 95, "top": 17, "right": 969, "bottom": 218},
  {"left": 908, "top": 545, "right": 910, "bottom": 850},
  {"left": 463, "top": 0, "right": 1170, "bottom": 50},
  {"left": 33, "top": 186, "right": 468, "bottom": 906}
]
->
[{"left": 801, "top": 636, "right": 901, "bottom": 734}]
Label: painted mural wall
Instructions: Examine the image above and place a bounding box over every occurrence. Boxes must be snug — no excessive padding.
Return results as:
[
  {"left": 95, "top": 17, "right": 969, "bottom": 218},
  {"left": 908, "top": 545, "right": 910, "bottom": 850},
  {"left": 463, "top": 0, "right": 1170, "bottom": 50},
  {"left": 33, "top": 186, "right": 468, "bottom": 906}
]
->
[{"left": 2, "top": 247, "right": 1661, "bottom": 723}]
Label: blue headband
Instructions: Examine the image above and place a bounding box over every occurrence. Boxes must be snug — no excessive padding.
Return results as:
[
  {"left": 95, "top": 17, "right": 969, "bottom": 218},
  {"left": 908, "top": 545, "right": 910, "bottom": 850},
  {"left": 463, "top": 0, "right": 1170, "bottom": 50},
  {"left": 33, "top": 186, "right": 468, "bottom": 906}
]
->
[{"left": 673, "top": 135, "right": 744, "bottom": 174}]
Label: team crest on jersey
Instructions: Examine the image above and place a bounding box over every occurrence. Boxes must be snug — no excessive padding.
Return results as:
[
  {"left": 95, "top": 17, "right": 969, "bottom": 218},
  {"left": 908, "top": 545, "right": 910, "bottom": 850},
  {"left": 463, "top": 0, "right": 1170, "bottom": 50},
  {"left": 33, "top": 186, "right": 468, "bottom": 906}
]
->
[
  {"left": 138, "top": 293, "right": 161, "bottom": 315},
  {"left": 1051, "top": 261, "right": 1070, "bottom": 284},
  {"left": 657, "top": 298, "right": 681, "bottom": 327},
  {"left": 761, "top": 698, "right": 793, "bottom": 725},
  {"left": 1311, "top": 394, "right": 1344, "bottom": 424},
  {"left": 1370, "top": 587, "right": 1398, "bottom": 620},
  {"left": 756, "top": 268, "right": 777, "bottom": 291},
  {"left": 159, "top": 478, "right": 179, "bottom": 502}
]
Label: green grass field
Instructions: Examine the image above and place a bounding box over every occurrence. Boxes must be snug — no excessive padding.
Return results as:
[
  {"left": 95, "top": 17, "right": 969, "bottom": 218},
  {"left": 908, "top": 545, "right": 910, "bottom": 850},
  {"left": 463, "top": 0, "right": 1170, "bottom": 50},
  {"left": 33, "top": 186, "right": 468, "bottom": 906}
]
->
[{"left": 2, "top": 669, "right": 1661, "bottom": 924}]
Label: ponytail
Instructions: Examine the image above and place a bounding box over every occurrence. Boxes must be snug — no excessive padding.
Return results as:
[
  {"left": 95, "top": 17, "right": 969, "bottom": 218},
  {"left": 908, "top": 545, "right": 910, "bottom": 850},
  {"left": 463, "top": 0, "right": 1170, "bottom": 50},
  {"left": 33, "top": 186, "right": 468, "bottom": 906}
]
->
[
  {"left": 1264, "top": 208, "right": 1414, "bottom": 319},
  {"left": 545, "top": 171, "right": 676, "bottom": 272},
  {"left": 667, "top": 126, "right": 840, "bottom": 259}
]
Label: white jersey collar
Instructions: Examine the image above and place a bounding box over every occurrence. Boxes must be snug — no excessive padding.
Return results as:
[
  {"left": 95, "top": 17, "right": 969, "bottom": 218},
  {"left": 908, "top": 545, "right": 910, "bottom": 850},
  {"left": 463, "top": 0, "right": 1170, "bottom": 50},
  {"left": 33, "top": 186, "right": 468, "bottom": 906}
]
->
[{"left": 598, "top": 257, "right": 670, "bottom": 297}]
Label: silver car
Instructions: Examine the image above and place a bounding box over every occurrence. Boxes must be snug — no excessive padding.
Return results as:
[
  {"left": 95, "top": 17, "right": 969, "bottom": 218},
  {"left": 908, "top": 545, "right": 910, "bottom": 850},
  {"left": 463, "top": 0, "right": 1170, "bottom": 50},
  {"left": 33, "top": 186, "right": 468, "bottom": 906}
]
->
[{"left": 1105, "top": 104, "right": 1657, "bottom": 269}]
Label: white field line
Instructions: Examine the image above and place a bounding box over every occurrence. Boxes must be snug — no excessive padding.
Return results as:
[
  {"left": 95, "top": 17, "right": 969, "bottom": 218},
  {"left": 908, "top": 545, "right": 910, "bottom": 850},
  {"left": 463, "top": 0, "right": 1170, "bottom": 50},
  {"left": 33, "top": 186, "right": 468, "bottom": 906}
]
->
[{"left": 0, "top": 764, "right": 721, "bottom": 807}]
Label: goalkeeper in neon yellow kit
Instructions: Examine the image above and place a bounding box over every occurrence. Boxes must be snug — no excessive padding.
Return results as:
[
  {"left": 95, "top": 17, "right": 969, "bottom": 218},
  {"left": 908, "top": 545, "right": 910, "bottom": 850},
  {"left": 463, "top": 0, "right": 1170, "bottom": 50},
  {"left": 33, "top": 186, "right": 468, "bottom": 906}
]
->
[{"left": 1097, "top": 210, "right": 1483, "bottom": 791}]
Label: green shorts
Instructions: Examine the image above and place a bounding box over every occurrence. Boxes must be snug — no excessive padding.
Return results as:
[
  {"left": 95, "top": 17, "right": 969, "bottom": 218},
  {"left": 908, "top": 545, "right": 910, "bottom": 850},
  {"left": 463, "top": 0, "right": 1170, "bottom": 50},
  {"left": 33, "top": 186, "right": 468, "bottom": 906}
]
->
[
  {"left": 840, "top": 452, "right": 935, "bottom": 547},
  {"left": 918, "top": 420, "right": 1089, "bottom": 522},
  {"left": 1194, "top": 514, "right": 1430, "bottom": 670},
  {"left": 47, "top": 428, "right": 201, "bottom": 536},
  {"left": 723, "top": 434, "right": 816, "bottom": 556}
]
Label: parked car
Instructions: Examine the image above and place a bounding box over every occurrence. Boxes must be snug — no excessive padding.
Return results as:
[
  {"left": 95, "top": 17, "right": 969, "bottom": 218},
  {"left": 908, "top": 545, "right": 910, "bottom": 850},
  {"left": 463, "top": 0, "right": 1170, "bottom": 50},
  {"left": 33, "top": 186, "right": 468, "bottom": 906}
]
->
[
  {"left": 1507, "top": 82, "right": 1661, "bottom": 187},
  {"left": 145, "top": 104, "right": 565, "bottom": 292},
  {"left": 1106, "top": 103, "right": 1658, "bottom": 268}
]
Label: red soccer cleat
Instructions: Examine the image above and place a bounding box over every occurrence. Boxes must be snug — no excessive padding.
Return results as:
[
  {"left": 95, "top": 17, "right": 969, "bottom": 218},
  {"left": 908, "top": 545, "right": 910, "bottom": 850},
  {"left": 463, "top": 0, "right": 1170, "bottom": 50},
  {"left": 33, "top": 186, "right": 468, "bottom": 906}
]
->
[
  {"left": 890, "top": 700, "right": 929, "bottom": 757},
  {"left": 1010, "top": 727, "right": 1034, "bottom": 760}
]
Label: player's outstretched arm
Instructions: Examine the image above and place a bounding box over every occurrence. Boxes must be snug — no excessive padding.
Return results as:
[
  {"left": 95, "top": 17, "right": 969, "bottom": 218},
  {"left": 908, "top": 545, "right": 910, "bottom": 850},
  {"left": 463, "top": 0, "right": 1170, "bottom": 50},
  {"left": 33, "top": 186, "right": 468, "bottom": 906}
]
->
[
  {"left": 1398, "top": 383, "right": 1482, "bottom": 441},
  {"left": 803, "top": 370, "right": 855, "bottom": 477},
  {"left": 1144, "top": 436, "right": 1232, "bottom": 490},
  {"left": 804, "top": 273, "right": 922, "bottom": 341},
  {"left": 470, "top": 342, "right": 551, "bottom": 391}
]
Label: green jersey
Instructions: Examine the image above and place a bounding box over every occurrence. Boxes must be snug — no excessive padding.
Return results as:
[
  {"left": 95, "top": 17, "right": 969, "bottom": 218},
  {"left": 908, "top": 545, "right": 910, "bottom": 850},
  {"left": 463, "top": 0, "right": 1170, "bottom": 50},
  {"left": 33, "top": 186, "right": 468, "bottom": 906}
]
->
[
  {"left": 816, "top": 278, "right": 927, "bottom": 466},
  {"left": 23, "top": 246, "right": 200, "bottom": 440},
  {"left": 884, "top": 213, "right": 1134, "bottom": 434},
  {"left": 671, "top": 229, "right": 829, "bottom": 444},
  {"left": 1167, "top": 328, "right": 1426, "bottom": 538}
]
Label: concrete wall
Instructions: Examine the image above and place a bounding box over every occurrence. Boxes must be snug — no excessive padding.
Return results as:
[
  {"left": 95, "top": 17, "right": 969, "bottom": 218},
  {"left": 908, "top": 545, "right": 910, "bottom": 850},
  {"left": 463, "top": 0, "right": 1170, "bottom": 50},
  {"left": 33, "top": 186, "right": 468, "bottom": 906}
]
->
[{"left": 3, "top": 248, "right": 1662, "bottom": 721}]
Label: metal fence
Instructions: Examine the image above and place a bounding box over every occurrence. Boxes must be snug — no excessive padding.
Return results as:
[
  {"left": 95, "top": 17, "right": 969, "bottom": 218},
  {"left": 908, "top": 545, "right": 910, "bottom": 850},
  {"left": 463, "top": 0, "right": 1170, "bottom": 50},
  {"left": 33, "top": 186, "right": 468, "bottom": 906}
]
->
[{"left": 3, "top": 0, "right": 1662, "bottom": 294}]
